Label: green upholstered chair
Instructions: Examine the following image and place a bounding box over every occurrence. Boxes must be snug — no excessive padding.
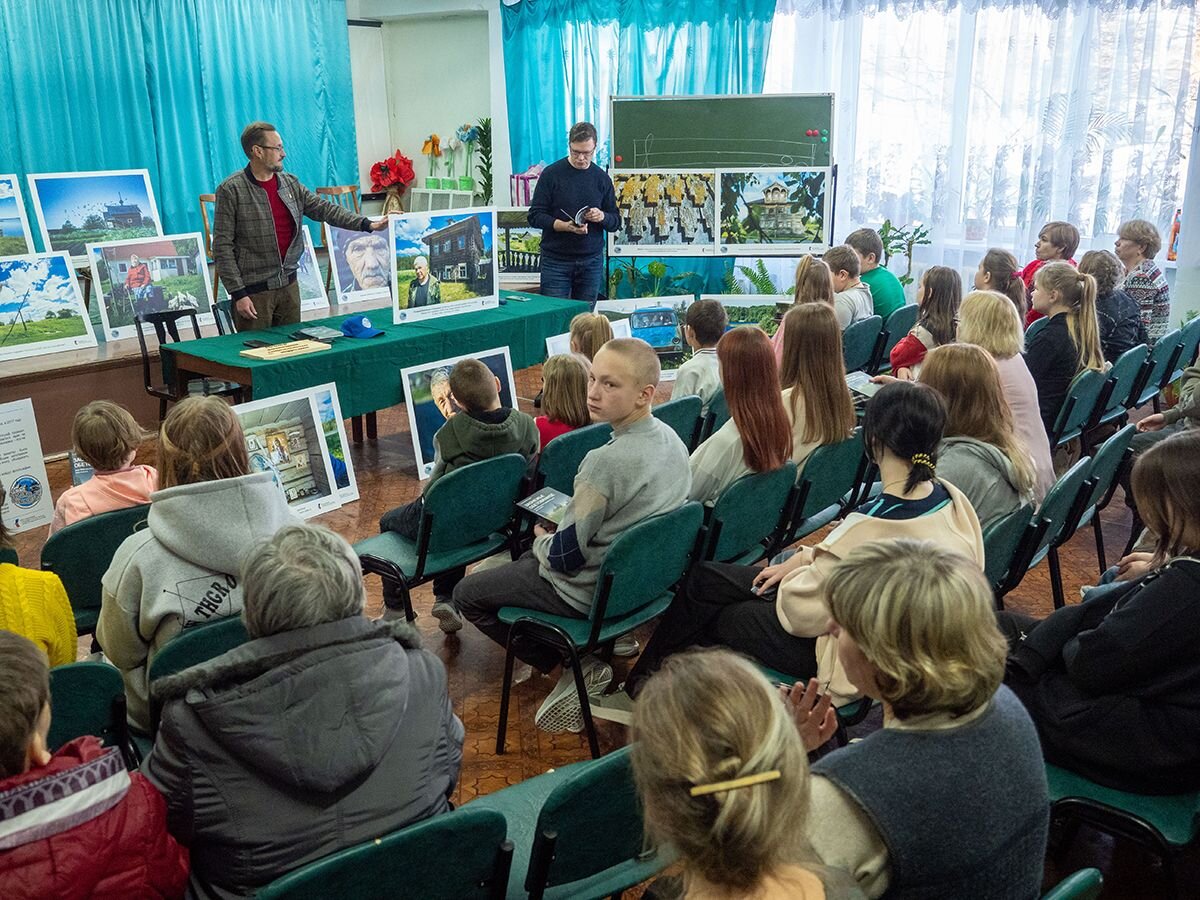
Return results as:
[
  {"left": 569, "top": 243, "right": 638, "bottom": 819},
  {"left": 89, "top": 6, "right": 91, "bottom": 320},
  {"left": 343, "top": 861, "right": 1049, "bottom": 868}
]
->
[
  {"left": 982, "top": 502, "right": 1036, "bottom": 597},
  {"left": 495, "top": 503, "right": 705, "bottom": 759},
  {"left": 42, "top": 503, "right": 151, "bottom": 637},
  {"left": 697, "top": 386, "right": 730, "bottom": 443},
  {"left": 0, "top": 546, "right": 17, "bottom": 566},
  {"left": 842, "top": 314, "right": 883, "bottom": 373},
  {"left": 1170, "top": 314, "right": 1200, "bottom": 386},
  {"left": 652, "top": 394, "right": 703, "bottom": 451},
  {"left": 355, "top": 454, "right": 528, "bottom": 621},
  {"left": 1087, "top": 344, "right": 1147, "bottom": 440},
  {"left": 782, "top": 429, "right": 867, "bottom": 545},
  {"left": 48, "top": 661, "right": 139, "bottom": 769},
  {"left": 1074, "top": 424, "right": 1136, "bottom": 573},
  {"left": 1041, "top": 869, "right": 1103, "bottom": 900},
  {"left": 1129, "top": 327, "right": 1182, "bottom": 410},
  {"left": 870, "top": 303, "right": 919, "bottom": 374},
  {"left": 255, "top": 806, "right": 513, "bottom": 900},
  {"left": 469, "top": 746, "right": 673, "bottom": 900},
  {"left": 147, "top": 615, "right": 250, "bottom": 733},
  {"left": 997, "top": 457, "right": 1092, "bottom": 608},
  {"left": 1050, "top": 369, "right": 1106, "bottom": 450},
  {"left": 1047, "top": 764, "right": 1200, "bottom": 898},
  {"left": 536, "top": 422, "right": 612, "bottom": 495},
  {"left": 1025, "top": 315, "right": 1050, "bottom": 344},
  {"left": 702, "top": 462, "right": 797, "bottom": 565}
]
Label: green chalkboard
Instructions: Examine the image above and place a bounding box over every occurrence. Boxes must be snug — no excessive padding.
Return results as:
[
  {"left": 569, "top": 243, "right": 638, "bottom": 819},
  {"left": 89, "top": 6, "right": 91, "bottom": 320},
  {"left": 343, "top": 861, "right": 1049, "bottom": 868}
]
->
[{"left": 610, "top": 94, "right": 834, "bottom": 169}]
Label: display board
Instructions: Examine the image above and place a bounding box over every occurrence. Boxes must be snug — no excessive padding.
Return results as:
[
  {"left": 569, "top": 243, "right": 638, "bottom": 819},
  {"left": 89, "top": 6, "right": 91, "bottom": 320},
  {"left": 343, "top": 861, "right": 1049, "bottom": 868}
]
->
[{"left": 610, "top": 95, "right": 834, "bottom": 170}]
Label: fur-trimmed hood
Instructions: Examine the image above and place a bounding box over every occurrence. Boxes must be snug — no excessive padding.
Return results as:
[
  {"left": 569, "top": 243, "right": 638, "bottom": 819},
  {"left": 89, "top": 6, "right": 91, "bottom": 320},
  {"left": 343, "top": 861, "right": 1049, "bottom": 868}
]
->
[{"left": 153, "top": 616, "right": 425, "bottom": 794}]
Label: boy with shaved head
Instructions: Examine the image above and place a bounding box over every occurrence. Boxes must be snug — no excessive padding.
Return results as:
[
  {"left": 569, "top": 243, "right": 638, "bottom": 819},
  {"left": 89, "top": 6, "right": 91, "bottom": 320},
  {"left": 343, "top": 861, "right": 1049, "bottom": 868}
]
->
[{"left": 454, "top": 338, "right": 690, "bottom": 733}]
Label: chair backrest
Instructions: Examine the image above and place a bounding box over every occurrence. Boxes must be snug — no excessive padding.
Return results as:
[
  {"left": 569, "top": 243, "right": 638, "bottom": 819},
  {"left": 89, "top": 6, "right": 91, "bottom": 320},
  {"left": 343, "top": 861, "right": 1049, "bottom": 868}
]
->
[
  {"left": 1080, "top": 423, "right": 1136, "bottom": 516},
  {"left": 1034, "top": 456, "right": 1093, "bottom": 556},
  {"left": 315, "top": 184, "right": 361, "bottom": 215},
  {"left": 148, "top": 615, "right": 250, "bottom": 684},
  {"left": 1041, "top": 868, "right": 1103, "bottom": 900},
  {"left": 0, "top": 546, "right": 17, "bottom": 566},
  {"left": 134, "top": 309, "right": 203, "bottom": 392},
  {"left": 652, "top": 394, "right": 702, "bottom": 451},
  {"left": 700, "top": 386, "right": 730, "bottom": 441},
  {"left": 422, "top": 454, "right": 529, "bottom": 554},
  {"left": 257, "top": 806, "right": 512, "bottom": 900},
  {"left": 706, "top": 463, "right": 797, "bottom": 563},
  {"left": 842, "top": 314, "right": 883, "bottom": 372},
  {"left": 47, "top": 662, "right": 131, "bottom": 758},
  {"left": 874, "top": 303, "right": 919, "bottom": 372},
  {"left": 537, "top": 421, "right": 613, "bottom": 495},
  {"left": 42, "top": 503, "right": 151, "bottom": 633},
  {"left": 1051, "top": 368, "right": 1106, "bottom": 446},
  {"left": 982, "top": 502, "right": 1035, "bottom": 591},
  {"left": 198, "top": 193, "right": 216, "bottom": 258},
  {"left": 1132, "top": 326, "right": 1182, "bottom": 406},
  {"left": 526, "top": 745, "right": 666, "bottom": 896},
  {"left": 792, "top": 429, "right": 865, "bottom": 523},
  {"left": 212, "top": 298, "right": 235, "bottom": 336},
  {"left": 591, "top": 502, "right": 704, "bottom": 624},
  {"left": 1094, "top": 344, "right": 1147, "bottom": 424},
  {"left": 1025, "top": 315, "right": 1050, "bottom": 343}
]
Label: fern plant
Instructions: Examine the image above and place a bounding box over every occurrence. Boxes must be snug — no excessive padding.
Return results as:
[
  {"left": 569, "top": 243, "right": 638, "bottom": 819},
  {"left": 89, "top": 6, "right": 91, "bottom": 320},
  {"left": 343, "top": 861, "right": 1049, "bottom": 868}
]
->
[{"left": 735, "top": 259, "right": 782, "bottom": 294}]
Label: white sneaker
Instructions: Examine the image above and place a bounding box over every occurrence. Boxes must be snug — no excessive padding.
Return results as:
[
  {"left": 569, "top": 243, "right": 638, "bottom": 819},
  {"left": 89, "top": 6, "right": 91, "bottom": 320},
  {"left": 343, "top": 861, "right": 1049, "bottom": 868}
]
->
[
  {"left": 535, "top": 657, "right": 612, "bottom": 734},
  {"left": 513, "top": 662, "right": 534, "bottom": 685},
  {"left": 590, "top": 688, "right": 635, "bottom": 726},
  {"left": 431, "top": 599, "right": 463, "bottom": 634},
  {"left": 612, "top": 635, "right": 640, "bottom": 658}
]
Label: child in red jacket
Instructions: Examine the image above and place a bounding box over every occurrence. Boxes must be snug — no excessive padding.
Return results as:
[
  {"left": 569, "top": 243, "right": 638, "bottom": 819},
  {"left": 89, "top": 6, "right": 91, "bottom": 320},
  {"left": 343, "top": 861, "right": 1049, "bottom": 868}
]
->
[
  {"left": 888, "top": 266, "right": 961, "bottom": 378},
  {"left": 1021, "top": 221, "right": 1079, "bottom": 327},
  {"left": 0, "top": 630, "right": 188, "bottom": 899}
]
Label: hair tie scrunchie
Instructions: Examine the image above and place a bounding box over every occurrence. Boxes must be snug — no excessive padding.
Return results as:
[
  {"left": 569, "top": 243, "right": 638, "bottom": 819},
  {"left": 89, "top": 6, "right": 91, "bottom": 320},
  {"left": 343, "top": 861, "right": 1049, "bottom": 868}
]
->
[{"left": 911, "top": 452, "right": 935, "bottom": 471}]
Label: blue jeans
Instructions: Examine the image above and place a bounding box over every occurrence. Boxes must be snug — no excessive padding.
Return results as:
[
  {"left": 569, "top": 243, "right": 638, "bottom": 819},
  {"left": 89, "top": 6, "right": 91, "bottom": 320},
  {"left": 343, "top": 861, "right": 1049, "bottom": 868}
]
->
[{"left": 539, "top": 252, "right": 604, "bottom": 305}]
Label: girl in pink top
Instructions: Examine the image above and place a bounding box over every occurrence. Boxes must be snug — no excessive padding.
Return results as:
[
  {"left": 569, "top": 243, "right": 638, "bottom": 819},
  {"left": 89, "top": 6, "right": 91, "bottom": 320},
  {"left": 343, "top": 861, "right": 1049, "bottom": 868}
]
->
[
  {"left": 535, "top": 354, "right": 591, "bottom": 451},
  {"left": 50, "top": 402, "right": 157, "bottom": 535}
]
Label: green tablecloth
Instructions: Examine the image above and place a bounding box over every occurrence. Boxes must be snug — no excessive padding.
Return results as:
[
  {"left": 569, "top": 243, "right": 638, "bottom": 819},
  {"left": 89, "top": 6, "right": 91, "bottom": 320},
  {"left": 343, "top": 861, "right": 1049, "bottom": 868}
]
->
[{"left": 160, "top": 291, "right": 586, "bottom": 418}]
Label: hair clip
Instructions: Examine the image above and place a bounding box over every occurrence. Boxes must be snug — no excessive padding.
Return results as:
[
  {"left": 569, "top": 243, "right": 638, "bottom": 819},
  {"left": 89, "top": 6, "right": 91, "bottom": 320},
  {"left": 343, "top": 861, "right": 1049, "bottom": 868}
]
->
[
  {"left": 910, "top": 452, "right": 934, "bottom": 470},
  {"left": 689, "top": 770, "right": 781, "bottom": 797}
]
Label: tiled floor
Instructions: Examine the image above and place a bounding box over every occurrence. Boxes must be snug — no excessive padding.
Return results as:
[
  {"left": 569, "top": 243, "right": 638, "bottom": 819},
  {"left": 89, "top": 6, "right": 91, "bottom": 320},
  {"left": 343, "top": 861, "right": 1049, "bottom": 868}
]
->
[{"left": 14, "top": 367, "right": 1194, "bottom": 897}]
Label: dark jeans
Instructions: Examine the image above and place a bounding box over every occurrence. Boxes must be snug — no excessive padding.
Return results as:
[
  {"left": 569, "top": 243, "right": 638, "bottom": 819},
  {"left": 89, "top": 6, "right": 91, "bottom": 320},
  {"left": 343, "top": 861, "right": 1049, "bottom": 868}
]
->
[
  {"left": 378, "top": 498, "right": 464, "bottom": 605},
  {"left": 539, "top": 252, "right": 604, "bottom": 305},
  {"left": 626, "top": 562, "right": 818, "bottom": 697},
  {"left": 453, "top": 554, "right": 584, "bottom": 672}
]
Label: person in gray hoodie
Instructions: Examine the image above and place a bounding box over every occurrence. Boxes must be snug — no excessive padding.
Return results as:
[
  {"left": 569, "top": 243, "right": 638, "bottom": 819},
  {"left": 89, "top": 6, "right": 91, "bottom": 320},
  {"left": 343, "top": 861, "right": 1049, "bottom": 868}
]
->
[
  {"left": 919, "top": 345, "right": 1037, "bottom": 530},
  {"left": 143, "top": 524, "right": 464, "bottom": 900},
  {"left": 824, "top": 245, "right": 875, "bottom": 330},
  {"left": 97, "top": 397, "right": 298, "bottom": 732}
]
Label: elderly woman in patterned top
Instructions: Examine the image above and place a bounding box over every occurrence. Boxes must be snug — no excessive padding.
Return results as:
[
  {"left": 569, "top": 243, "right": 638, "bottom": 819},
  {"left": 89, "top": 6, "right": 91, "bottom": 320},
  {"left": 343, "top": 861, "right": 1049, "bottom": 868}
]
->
[{"left": 1114, "top": 219, "right": 1171, "bottom": 342}]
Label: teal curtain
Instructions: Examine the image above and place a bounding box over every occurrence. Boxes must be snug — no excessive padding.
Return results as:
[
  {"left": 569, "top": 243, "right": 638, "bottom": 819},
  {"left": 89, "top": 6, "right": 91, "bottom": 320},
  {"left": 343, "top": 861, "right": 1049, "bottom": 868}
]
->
[
  {"left": 0, "top": 0, "right": 358, "bottom": 250},
  {"left": 501, "top": 0, "right": 777, "bottom": 294}
]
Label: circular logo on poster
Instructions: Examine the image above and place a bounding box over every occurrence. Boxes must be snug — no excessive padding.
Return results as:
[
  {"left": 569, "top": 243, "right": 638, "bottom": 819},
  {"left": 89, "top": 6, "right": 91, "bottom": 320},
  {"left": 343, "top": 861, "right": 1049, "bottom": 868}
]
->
[{"left": 9, "top": 475, "right": 42, "bottom": 509}]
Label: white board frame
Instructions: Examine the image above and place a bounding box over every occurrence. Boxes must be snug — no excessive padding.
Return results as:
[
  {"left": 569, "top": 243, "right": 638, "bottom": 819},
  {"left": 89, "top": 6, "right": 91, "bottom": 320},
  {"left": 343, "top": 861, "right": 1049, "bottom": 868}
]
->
[
  {"left": 0, "top": 253, "right": 97, "bottom": 362},
  {"left": 231, "top": 390, "right": 343, "bottom": 519},
  {"left": 87, "top": 232, "right": 214, "bottom": 341},
  {"left": 390, "top": 206, "right": 499, "bottom": 324},
  {"left": 0, "top": 175, "right": 34, "bottom": 256},
  {"left": 715, "top": 167, "right": 832, "bottom": 256},
  {"left": 400, "top": 345, "right": 518, "bottom": 479},
  {"left": 27, "top": 169, "right": 162, "bottom": 259},
  {"left": 0, "top": 398, "right": 52, "bottom": 533}
]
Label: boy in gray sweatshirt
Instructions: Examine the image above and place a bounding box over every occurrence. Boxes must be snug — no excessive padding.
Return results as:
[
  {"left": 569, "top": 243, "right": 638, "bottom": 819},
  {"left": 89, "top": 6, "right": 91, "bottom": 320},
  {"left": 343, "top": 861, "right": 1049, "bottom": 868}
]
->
[{"left": 453, "top": 338, "right": 691, "bottom": 733}]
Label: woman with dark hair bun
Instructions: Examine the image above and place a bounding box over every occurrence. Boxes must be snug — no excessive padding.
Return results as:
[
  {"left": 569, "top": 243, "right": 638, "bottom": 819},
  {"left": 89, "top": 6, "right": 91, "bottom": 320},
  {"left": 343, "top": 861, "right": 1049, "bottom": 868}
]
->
[{"left": 598, "top": 381, "right": 985, "bottom": 721}]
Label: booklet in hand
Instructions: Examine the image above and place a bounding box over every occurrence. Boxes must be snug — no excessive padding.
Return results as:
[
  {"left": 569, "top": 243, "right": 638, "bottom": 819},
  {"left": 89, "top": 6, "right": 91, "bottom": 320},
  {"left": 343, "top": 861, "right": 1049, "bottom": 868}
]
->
[
  {"left": 559, "top": 206, "right": 590, "bottom": 226},
  {"left": 517, "top": 486, "right": 571, "bottom": 525},
  {"left": 845, "top": 370, "right": 882, "bottom": 398}
]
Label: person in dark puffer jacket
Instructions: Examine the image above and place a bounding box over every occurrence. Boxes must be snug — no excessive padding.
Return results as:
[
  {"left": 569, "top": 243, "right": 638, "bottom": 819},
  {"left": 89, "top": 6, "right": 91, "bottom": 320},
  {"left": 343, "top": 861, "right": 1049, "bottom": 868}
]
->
[
  {"left": 1078, "top": 249, "right": 1147, "bottom": 363},
  {"left": 143, "top": 524, "right": 463, "bottom": 900},
  {"left": 0, "top": 630, "right": 188, "bottom": 899}
]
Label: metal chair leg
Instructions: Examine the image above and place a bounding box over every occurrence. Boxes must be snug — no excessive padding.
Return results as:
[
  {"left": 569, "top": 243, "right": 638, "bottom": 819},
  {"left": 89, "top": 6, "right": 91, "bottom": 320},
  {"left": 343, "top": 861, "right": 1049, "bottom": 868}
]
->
[
  {"left": 1093, "top": 515, "right": 1107, "bottom": 574},
  {"left": 1049, "top": 547, "right": 1066, "bottom": 609},
  {"left": 495, "top": 641, "right": 517, "bottom": 755}
]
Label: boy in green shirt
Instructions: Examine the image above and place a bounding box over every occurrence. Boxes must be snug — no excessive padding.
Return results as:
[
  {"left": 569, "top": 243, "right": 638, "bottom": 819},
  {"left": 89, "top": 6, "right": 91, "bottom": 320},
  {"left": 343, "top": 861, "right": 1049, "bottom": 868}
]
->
[{"left": 846, "top": 227, "right": 906, "bottom": 319}]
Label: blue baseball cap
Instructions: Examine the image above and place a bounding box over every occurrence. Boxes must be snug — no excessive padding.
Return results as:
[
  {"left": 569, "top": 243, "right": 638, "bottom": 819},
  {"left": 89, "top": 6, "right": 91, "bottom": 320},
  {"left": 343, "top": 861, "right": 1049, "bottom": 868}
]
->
[{"left": 341, "top": 316, "right": 385, "bottom": 339}]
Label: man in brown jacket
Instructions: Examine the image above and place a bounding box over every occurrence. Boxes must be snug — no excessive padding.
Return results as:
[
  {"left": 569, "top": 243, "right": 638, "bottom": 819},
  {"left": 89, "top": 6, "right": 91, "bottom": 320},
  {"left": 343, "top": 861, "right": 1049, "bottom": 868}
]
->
[{"left": 213, "top": 121, "right": 388, "bottom": 331}]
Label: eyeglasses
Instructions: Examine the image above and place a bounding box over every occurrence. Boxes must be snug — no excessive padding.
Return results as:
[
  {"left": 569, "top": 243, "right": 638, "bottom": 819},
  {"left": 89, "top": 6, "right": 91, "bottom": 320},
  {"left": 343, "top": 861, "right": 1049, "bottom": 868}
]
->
[
  {"left": 256, "top": 144, "right": 285, "bottom": 154},
  {"left": 568, "top": 146, "right": 595, "bottom": 160}
]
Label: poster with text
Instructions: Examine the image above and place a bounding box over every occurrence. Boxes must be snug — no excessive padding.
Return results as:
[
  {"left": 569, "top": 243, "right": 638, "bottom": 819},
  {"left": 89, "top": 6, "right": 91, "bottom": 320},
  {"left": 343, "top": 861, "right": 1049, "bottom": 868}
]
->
[
  {"left": 28, "top": 169, "right": 162, "bottom": 258},
  {"left": 0, "top": 254, "right": 97, "bottom": 362},
  {"left": 0, "top": 176, "right": 33, "bottom": 256},
  {"left": 328, "top": 223, "right": 391, "bottom": 306},
  {"left": 231, "top": 391, "right": 343, "bottom": 519},
  {"left": 87, "top": 233, "right": 214, "bottom": 340},
  {"left": 0, "top": 399, "right": 52, "bottom": 533},
  {"left": 400, "top": 346, "right": 516, "bottom": 478},
  {"left": 390, "top": 207, "right": 498, "bottom": 324},
  {"left": 594, "top": 295, "right": 694, "bottom": 381},
  {"left": 717, "top": 168, "right": 831, "bottom": 255}
]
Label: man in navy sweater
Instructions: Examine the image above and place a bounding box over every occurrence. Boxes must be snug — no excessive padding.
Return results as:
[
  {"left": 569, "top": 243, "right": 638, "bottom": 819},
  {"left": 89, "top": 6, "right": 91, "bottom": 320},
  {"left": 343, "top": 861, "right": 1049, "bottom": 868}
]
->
[{"left": 527, "top": 122, "right": 619, "bottom": 305}]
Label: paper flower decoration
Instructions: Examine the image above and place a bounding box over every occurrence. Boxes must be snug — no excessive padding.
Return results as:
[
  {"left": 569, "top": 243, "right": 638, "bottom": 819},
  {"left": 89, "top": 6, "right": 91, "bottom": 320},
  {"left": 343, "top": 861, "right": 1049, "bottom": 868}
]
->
[
  {"left": 369, "top": 150, "right": 416, "bottom": 193},
  {"left": 421, "top": 135, "right": 442, "bottom": 157},
  {"left": 456, "top": 124, "right": 480, "bottom": 144}
]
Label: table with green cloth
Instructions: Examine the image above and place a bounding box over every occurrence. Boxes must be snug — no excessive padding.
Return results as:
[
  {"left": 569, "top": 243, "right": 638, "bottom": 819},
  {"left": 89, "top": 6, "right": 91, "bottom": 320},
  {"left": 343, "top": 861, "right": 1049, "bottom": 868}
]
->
[{"left": 160, "top": 292, "right": 587, "bottom": 422}]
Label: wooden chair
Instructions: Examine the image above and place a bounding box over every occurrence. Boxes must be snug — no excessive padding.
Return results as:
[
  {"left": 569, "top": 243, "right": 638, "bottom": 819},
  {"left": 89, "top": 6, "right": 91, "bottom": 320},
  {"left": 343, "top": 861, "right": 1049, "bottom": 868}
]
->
[
  {"left": 198, "top": 193, "right": 220, "bottom": 303},
  {"left": 315, "top": 185, "right": 362, "bottom": 292}
]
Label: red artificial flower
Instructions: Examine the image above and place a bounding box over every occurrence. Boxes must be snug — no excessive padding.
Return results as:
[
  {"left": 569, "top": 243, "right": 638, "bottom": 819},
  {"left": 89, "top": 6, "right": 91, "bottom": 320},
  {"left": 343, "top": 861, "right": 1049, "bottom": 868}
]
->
[{"left": 371, "top": 150, "right": 416, "bottom": 193}]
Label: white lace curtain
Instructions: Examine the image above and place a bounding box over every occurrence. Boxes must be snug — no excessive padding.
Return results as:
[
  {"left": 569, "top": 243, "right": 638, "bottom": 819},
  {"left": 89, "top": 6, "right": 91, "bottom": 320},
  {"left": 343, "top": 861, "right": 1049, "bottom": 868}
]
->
[{"left": 761, "top": 0, "right": 1197, "bottom": 311}]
